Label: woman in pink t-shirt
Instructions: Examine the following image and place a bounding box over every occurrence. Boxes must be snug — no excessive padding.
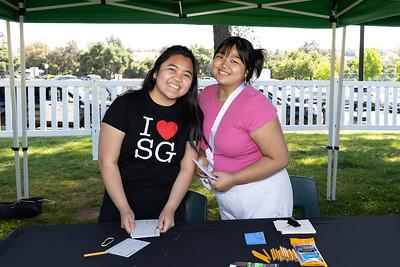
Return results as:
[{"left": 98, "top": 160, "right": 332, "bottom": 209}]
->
[{"left": 197, "top": 36, "right": 293, "bottom": 219}]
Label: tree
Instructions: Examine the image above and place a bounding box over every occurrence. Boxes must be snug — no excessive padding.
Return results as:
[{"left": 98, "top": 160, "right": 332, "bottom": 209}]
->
[
  {"left": 314, "top": 55, "right": 331, "bottom": 80},
  {"left": 213, "top": 25, "right": 230, "bottom": 51},
  {"left": 363, "top": 48, "right": 383, "bottom": 80},
  {"left": 230, "top": 26, "right": 260, "bottom": 47},
  {"left": 190, "top": 45, "right": 213, "bottom": 77},
  {"left": 25, "top": 42, "right": 50, "bottom": 70},
  {"left": 0, "top": 46, "right": 7, "bottom": 77},
  {"left": 123, "top": 58, "right": 155, "bottom": 78},
  {"left": 272, "top": 50, "right": 316, "bottom": 80},
  {"left": 79, "top": 38, "right": 132, "bottom": 79},
  {"left": 300, "top": 40, "right": 320, "bottom": 53},
  {"left": 47, "top": 41, "right": 80, "bottom": 75},
  {"left": 314, "top": 54, "right": 347, "bottom": 80},
  {"left": 396, "top": 61, "right": 400, "bottom": 81}
]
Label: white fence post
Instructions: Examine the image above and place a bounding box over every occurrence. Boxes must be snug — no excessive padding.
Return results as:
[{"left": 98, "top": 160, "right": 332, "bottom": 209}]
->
[{"left": 91, "top": 78, "right": 100, "bottom": 160}]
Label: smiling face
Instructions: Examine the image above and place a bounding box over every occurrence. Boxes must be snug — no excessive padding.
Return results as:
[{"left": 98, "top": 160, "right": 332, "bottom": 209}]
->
[
  {"left": 211, "top": 45, "right": 246, "bottom": 92},
  {"left": 151, "top": 54, "right": 194, "bottom": 106}
]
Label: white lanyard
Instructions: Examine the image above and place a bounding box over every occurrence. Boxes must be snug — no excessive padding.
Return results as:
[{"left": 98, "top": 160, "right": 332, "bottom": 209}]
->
[{"left": 206, "top": 83, "right": 245, "bottom": 171}]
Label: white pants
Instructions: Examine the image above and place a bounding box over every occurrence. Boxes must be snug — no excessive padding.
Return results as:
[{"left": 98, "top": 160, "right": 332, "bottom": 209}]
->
[{"left": 216, "top": 169, "right": 293, "bottom": 220}]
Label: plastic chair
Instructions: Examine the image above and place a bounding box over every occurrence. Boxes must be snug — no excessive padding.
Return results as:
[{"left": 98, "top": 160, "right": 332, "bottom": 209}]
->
[
  {"left": 289, "top": 175, "right": 321, "bottom": 218},
  {"left": 181, "top": 190, "right": 208, "bottom": 222}
]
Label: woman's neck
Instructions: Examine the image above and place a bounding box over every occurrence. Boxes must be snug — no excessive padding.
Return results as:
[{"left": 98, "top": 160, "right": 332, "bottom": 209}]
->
[
  {"left": 218, "top": 83, "right": 243, "bottom": 102},
  {"left": 149, "top": 89, "right": 176, "bottom": 106}
]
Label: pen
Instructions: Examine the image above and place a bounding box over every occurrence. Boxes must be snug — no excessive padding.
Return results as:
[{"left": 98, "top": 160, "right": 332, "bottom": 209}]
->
[
  {"left": 252, "top": 250, "right": 271, "bottom": 264},
  {"left": 83, "top": 251, "right": 108, "bottom": 257}
]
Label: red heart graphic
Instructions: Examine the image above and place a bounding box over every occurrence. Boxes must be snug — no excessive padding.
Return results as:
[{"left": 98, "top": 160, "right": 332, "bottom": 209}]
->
[{"left": 156, "top": 120, "right": 178, "bottom": 140}]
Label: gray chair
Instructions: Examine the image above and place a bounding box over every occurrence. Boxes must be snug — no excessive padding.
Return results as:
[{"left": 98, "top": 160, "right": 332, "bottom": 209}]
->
[
  {"left": 181, "top": 190, "right": 208, "bottom": 222},
  {"left": 289, "top": 175, "right": 321, "bottom": 218}
]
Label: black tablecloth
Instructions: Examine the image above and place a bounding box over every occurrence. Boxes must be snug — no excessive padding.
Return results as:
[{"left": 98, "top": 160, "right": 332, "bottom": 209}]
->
[{"left": 1, "top": 215, "right": 399, "bottom": 267}]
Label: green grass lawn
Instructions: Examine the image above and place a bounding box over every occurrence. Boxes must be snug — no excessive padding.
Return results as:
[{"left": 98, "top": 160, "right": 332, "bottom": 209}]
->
[{"left": 1, "top": 132, "right": 399, "bottom": 240}]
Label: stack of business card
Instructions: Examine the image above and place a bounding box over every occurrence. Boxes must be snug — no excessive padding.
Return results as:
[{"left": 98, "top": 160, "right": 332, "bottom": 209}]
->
[{"left": 273, "top": 219, "right": 316, "bottom": 234}]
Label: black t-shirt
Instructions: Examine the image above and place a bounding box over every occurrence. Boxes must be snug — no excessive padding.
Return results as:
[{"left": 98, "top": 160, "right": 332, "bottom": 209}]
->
[{"left": 102, "top": 90, "right": 189, "bottom": 204}]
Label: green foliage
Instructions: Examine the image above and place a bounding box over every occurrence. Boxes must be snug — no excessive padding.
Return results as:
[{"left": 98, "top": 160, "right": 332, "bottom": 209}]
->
[
  {"left": 123, "top": 58, "right": 155, "bottom": 78},
  {"left": 79, "top": 38, "right": 132, "bottom": 79},
  {"left": 1, "top": 132, "right": 399, "bottom": 239},
  {"left": 47, "top": 41, "right": 80, "bottom": 75},
  {"left": 0, "top": 46, "right": 8, "bottom": 76},
  {"left": 190, "top": 45, "right": 213, "bottom": 77},
  {"left": 2, "top": 35, "right": 397, "bottom": 81},
  {"left": 314, "top": 55, "right": 331, "bottom": 80},
  {"left": 396, "top": 61, "right": 400, "bottom": 81},
  {"left": 0, "top": 46, "right": 19, "bottom": 77},
  {"left": 364, "top": 48, "right": 383, "bottom": 80},
  {"left": 272, "top": 50, "right": 316, "bottom": 80},
  {"left": 25, "top": 42, "right": 50, "bottom": 70}
]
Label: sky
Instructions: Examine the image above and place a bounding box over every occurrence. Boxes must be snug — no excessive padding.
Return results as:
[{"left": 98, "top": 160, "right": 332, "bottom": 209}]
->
[{"left": 1, "top": 20, "right": 400, "bottom": 52}]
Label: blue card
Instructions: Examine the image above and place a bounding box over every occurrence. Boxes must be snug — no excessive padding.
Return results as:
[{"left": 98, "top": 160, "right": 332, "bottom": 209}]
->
[{"left": 244, "top": 231, "right": 266, "bottom": 245}]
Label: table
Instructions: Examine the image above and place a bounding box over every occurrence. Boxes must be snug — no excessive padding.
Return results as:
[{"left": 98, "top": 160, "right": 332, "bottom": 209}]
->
[{"left": 1, "top": 215, "right": 399, "bottom": 267}]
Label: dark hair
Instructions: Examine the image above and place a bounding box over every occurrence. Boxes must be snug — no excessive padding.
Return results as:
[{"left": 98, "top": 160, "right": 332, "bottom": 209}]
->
[
  {"left": 214, "top": 36, "right": 266, "bottom": 83},
  {"left": 142, "top": 45, "right": 205, "bottom": 149}
]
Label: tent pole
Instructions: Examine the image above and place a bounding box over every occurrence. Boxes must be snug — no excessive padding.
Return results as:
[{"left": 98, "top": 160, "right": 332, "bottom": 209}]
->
[
  {"left": 19, "top": 0, "right": 29, "bottom": 198},
  {"left": 327, "top": 21, "right": 336, "bottom": 200},
  {"left": 332, "top": 26, "right": 347, "bottom": 201},
  {"left": 358, "top": 25, "right": 364, "bottom": 81},
  {"left": 6, "top": 20, "right": 22, "bottom": 200}
]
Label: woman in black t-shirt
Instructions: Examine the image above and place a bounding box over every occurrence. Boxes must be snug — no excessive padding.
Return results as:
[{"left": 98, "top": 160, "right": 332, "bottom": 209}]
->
[{"left": 98, "top": 46, "right": 204, "bottom": 234}]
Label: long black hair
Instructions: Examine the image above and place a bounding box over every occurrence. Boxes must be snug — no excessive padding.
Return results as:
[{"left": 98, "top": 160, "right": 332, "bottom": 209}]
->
[
  {"left": 214, "top": 36, "right": 266, "bottom": 83},
  {"left": 142, "top": 45, "right": 205, "bottom": 149}
]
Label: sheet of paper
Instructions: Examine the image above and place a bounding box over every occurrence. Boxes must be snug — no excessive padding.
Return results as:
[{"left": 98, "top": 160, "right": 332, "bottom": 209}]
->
[
  {"left": 273, "top": 219, "right": 316, "bottom": 234},
  {"left": 192, "top": 159, "right": 218, "bottom": 180},
  {"left": 244, "top": 231, "right": 267, "bottom": 245},
  {"left": 130, "top": 219, "right": 160, "bottom": 239},
  {"left": 106, "top": 238, "right": 150, "bottom": 258}
]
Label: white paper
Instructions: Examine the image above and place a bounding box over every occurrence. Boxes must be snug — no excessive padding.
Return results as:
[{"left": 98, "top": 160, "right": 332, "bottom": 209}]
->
[
  {"left": 273, "top": 219, "right": 316, "bottom": 234},
  {"left": 199, "top": 176, "right": 212, "bottom": 190},
  {"left": 106, "top": 238, "right": 150, "bottom": 258},
  {"left": 192, "top": 159, "right": 218, "bottom": 180},
  {"left": 130, "top": 219, "right": 160, "bottom": 239}
]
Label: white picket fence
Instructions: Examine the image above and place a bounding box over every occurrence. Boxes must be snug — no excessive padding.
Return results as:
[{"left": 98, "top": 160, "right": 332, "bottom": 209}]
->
[{"left": 1, "top": 79, "right": 399, "bottom": 159}]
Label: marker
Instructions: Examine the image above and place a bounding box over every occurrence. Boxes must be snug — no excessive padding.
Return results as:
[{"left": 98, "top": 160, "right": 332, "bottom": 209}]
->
[{"left": 83, "top": 251, "right": 108, "bottom": 257}]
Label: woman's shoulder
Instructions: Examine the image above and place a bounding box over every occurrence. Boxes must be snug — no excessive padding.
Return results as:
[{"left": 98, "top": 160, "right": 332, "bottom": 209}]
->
[
  {"left": 242, "top": 85, "right": 267, "bottom": 100},
  {"left": 200, "top": 84, "right": 219, "bottom": 94},
  {"left": 113, "top": 90, "right": 143, "bottom": 103},
  {"left": 199, "top": 84, "right": 218, "bottom": 102}
]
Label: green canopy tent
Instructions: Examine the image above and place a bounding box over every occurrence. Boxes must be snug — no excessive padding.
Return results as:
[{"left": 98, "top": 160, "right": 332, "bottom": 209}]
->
[{"left": 1, "top": 0, "right": 400, "bottom": 202}]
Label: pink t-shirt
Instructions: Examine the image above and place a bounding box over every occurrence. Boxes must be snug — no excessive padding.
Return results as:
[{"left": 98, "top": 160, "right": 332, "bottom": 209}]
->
[{"left": 199, "top": 84, "right": 278, "bottom": 173}]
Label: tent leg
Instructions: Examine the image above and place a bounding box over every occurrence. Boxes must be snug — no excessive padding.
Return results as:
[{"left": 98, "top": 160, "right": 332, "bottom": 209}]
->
[
  {"left": 19, "top": 6, "right": 30, "bottom": 198},
  {"left": 332, "top": 26, "right": 347, "bottom": 201},
  {"left": 6, "top": 21, "right": 22, "bottom": 200},
  {"left": 326, "top": 22, "right": 336, "bottom": 200}
]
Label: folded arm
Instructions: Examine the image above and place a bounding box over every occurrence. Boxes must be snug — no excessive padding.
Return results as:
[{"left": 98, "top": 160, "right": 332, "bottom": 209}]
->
[{"left": 210, "top": 118, "right": 289, "bottom": 191}]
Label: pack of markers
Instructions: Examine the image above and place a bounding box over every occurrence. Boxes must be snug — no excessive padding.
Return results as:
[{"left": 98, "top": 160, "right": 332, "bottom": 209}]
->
[{"left": 290, "top": 238, "right": 327, "bottom": 267}]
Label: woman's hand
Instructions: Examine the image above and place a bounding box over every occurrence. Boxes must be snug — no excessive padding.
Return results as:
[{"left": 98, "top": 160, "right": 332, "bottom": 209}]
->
[
  {"left": 158, "top": 206, "right": 175, "bottom": 233},
  {"left": 208, "top": 171, "right": 236, "bottom": 192},
  {"left": 120, "top": 207, "right": 135, "bottom": 234}
]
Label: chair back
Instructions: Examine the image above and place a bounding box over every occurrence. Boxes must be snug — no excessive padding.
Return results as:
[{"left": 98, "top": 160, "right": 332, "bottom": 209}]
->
[
  {"left": 182, "top": 190, "right": 208, "bottom": 222},
  {"left": 289, "top": 175, "right": 320, "bottom": 218}
]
